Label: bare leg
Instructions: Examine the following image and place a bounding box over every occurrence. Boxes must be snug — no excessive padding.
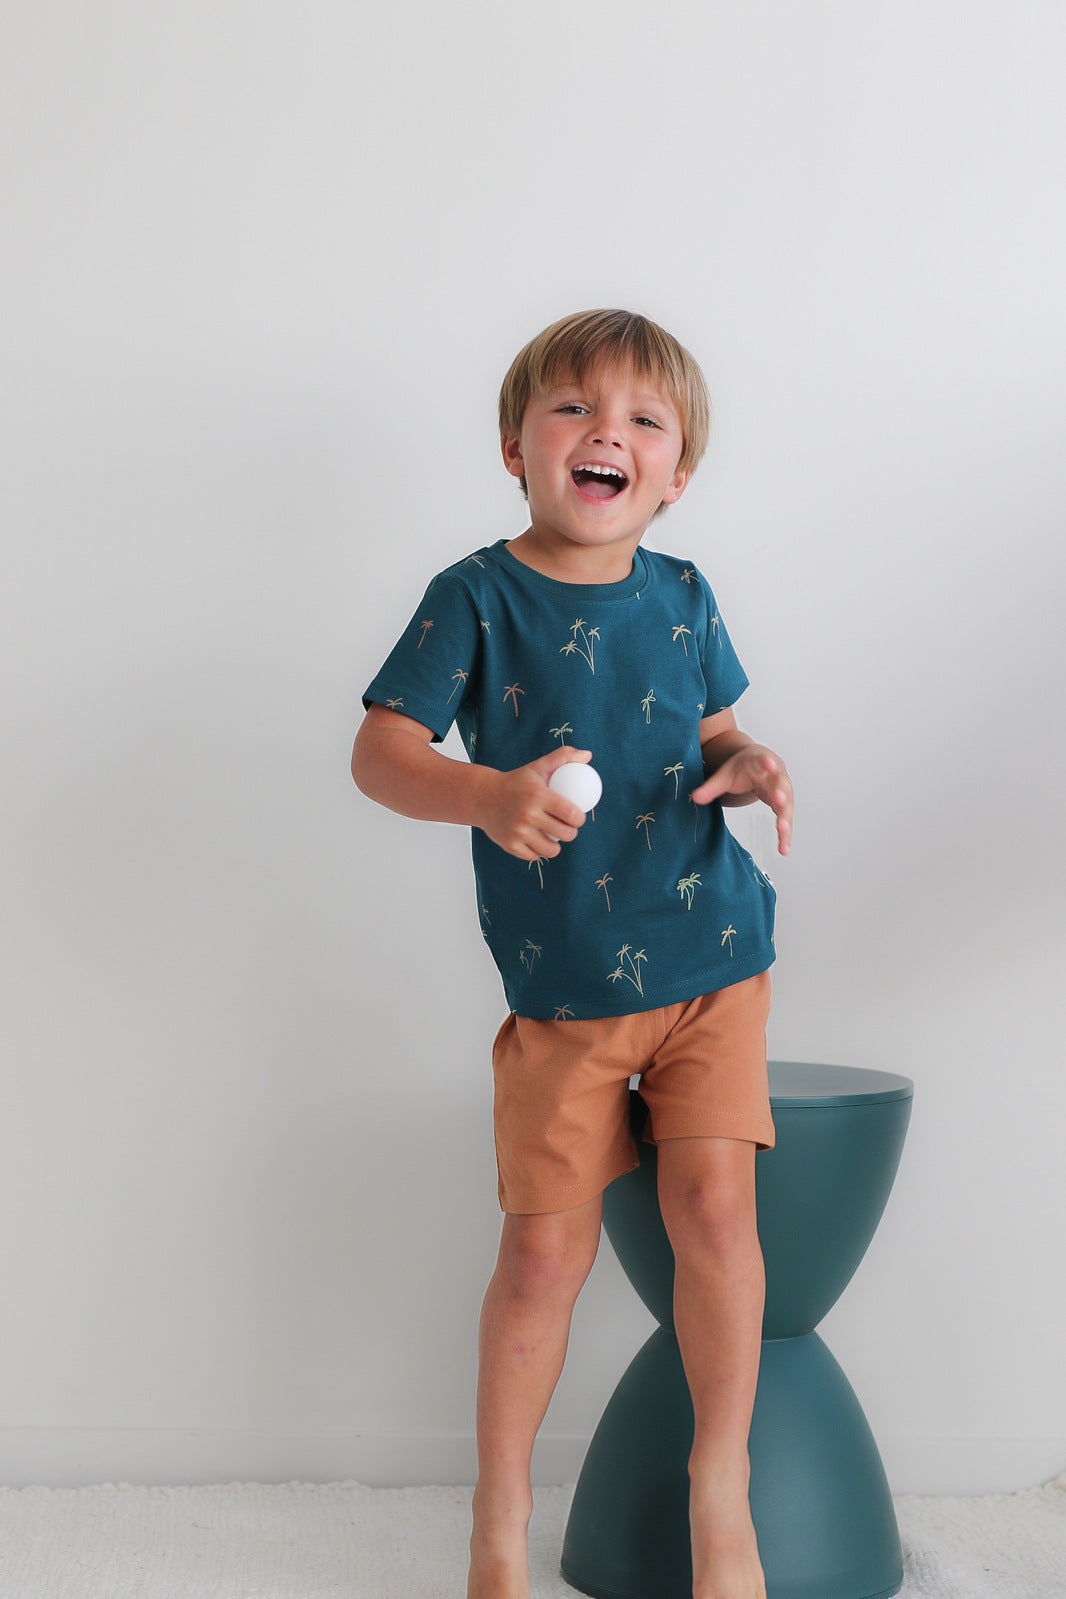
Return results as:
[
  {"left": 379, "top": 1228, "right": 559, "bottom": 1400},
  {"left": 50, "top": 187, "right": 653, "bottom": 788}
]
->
[
  {"left": 657, "top": 1137, "right": 766, "bottom": 1599},
  {"left": 467, "top": 1195, "right": 602, "bottom": 1599}
]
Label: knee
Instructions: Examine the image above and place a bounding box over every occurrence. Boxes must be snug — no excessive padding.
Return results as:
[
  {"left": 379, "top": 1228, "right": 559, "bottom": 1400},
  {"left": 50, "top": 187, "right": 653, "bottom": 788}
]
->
[
  {"left": 499, "top": 1211, "right": 600, "bottom": 1302},
  {"left": 660, "top": 1173, "right": 757, "bottom": 1263}
]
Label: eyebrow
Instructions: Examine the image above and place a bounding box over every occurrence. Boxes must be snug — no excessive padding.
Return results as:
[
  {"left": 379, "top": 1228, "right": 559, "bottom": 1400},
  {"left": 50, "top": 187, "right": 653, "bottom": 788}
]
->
[{"left": 545, "top": 382, "right": 672, "bottom": 409}]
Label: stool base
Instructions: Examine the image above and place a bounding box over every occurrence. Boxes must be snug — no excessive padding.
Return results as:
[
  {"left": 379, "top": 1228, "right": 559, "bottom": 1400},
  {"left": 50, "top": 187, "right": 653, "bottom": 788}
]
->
[{"left": 562, "top": 1327, "right": 902, "bottom": 1599}]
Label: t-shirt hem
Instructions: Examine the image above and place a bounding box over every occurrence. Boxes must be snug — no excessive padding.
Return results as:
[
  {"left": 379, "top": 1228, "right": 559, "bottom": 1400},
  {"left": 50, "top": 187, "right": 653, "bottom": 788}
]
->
[{"left": 504, "top": 948, "right": 775, "bottom": 1020}]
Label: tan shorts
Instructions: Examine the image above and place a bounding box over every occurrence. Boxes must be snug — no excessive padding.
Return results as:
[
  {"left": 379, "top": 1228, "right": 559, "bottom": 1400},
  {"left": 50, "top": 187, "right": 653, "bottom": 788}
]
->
[{"left": 491, "top": 971, "right": 775, "bottom": 1214}]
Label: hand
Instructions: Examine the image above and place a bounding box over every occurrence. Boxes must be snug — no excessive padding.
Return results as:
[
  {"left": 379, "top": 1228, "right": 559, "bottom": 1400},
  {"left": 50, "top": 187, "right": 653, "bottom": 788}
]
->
[
  {"left": 474, "top": 747, "right": 593, "bottom": 860},
  {"left": 691, "top": 743, "right": 794, "bottom": 856}
]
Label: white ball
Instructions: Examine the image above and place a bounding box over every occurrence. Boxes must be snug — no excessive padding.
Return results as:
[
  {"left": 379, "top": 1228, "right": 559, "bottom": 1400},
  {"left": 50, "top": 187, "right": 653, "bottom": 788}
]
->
[{"left": 549, "top": 761, "right": 603, "bottom": 813}]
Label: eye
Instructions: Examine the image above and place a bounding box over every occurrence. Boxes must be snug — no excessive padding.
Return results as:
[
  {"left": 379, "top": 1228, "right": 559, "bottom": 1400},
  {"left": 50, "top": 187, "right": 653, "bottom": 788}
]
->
[
  {"left": 559, "top": 403, "right": 588, "bottom": 415},
  {"left": 634, "top": 415, "right": 662, "bottom": 428}
]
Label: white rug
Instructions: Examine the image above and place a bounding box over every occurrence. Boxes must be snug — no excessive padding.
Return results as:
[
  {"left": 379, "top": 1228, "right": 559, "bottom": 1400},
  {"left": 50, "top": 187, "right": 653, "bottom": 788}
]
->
[{"left": 0, "top": 1476, "right": 1062, "bottom": 1598}]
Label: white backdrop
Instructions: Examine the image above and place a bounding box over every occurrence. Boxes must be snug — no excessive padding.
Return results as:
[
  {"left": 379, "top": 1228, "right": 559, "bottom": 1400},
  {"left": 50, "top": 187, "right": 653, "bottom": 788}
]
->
[{"left": 2, "top": 1, "right": 1064, "bottom": 1495}]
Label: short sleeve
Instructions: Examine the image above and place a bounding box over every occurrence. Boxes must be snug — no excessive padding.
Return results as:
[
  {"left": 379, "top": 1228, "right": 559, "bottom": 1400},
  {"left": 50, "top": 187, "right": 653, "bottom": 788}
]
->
[
  {"left": 698, "top": 574, "right": 749, "bottom": 714},
  {"left": 362, "top": 570, "right": 483, "bottom": 742}
]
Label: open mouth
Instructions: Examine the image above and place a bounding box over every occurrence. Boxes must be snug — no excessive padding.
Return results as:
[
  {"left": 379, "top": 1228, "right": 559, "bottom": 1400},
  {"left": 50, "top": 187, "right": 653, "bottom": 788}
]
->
[{"left": 571, "top": 463, "right": 628, "bottom": 501}]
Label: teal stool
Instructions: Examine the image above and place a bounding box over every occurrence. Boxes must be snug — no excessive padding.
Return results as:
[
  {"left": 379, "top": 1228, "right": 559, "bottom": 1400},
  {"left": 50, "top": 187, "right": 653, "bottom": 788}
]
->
[{"left": 561, "top": 1062, "right": 914, "bottom": 1599}]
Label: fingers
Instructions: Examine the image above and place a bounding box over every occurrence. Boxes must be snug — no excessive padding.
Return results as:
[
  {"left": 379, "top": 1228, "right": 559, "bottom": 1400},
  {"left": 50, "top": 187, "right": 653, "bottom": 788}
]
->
[
  {"left": 538, "top": 784, "right": 587, "bottom": 842},
  {"left": 540, "top": 796, "right": 585, "bottom": 849},
  {"left": 493, "top": 761, "right": 586, "bottom": 859},
  {"left": 771, "top": 780, "right": 793, "bottom": 855},
  {"left": 548, "top": 793, "right": 587, "bottom": 831},
  {"left": 522, "top": 747, "right": 591, "bottom": 848},
  {"left": 514, "top": 812, "right": 581, "bottom": 859},
  {"left": 536, "top": 744, "right": 592, "bottom": 778},
  {"left": 692, "top": 750, "right": 780, "bottom": 805},
  {"left": 690, "top": 771, "right": 724, "bottom": 806},
  {"left": 504, "top": 812, "right": 581, "bottom": 859},
  {"left": 759, "top": 759, "right": 794, "bottom": 856},
  {"left": 690, "top": 747, "right": 794, "bottom": 855},
  {"left": 513, "top": 837, "right": 565, "bottom": 861}
]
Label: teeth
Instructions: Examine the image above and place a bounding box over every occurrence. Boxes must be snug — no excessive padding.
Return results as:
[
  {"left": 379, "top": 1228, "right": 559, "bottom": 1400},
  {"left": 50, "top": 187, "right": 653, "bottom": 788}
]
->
[{"left": 575, "top": 464, "right": 626, "bottom": 480}]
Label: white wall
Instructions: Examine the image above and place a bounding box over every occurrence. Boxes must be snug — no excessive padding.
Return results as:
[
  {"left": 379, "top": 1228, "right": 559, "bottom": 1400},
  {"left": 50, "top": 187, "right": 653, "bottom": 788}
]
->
[{"left": 2, "top": 1, "right": 1063, "bottom": 1495}]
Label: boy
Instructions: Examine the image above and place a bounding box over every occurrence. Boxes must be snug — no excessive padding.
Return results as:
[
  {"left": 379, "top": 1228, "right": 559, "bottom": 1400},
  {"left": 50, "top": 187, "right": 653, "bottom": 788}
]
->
[{"left": 352, "top": 309, "right": 793, "bottom": 1599}]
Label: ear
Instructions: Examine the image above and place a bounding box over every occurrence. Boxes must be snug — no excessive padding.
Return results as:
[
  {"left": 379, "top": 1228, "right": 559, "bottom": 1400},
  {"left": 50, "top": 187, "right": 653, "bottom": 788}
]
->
[
  {"left": 660, "top": 466, "right": 690, "bottom": 506},
  {"left": 501, "top": 433, "right": 525, "bottom": 480}
]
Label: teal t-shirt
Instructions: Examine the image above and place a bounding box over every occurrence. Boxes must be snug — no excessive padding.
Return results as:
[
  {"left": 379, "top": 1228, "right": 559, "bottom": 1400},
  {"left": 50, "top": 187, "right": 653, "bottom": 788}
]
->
[{"left": 363, "top": 540, "right": 776, "bottom": 1019}]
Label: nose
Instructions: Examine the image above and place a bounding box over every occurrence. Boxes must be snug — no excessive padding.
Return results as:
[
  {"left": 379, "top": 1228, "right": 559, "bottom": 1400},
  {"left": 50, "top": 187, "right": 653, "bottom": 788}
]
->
[{"left": 585, "top": 410, "right": 626, "bottom": 450}]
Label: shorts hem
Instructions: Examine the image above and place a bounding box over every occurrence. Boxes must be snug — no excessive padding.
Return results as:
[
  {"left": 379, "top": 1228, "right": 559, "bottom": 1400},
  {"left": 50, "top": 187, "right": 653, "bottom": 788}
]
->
[
  {"left": 650, "top": 1110, "right": 776, "bottom": 1151},
  {"left": 499, "top": 1153, "right": 640, "bottom": 1215}
]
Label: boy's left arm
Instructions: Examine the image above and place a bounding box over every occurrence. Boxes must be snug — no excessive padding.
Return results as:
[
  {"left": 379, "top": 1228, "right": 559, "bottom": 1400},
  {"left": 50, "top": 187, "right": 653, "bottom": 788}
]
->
[{"left": 692, "top": 708, "right": 793, "bottom": 857}]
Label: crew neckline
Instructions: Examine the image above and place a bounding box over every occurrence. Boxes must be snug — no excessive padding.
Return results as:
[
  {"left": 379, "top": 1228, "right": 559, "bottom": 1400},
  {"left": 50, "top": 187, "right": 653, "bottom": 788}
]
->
[{"left": 487, "top": 539, "right": 650, "bottom": 603}]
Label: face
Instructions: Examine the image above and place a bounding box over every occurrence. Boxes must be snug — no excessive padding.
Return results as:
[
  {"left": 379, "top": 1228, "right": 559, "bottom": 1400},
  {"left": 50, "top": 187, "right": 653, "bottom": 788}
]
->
[{"left": 502, "top": 365, "right": 690, "bottom": 559}]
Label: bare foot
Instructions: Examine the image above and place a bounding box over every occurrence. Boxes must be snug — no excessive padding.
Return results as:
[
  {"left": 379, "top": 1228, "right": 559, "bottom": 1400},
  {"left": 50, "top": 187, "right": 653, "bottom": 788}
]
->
[
  {"left": 689, "top": 1469, "right": 766, "bottom": 1599},
  {"left": 467, "top": 1484, "right": 533, "bottom": 1599}
]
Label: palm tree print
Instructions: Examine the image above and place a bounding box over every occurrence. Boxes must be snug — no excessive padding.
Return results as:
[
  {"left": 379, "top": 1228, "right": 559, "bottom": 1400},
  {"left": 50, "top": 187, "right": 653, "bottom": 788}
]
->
[
  {"left": 689, "top": 794, "right": 701, "bottom": 842},
  {"left": 595, "top": 874, "right": 613, "bottom": 912},
  {"left": 681, "top": 567, "right": 696, "bottom": 584},
  {"left": 550, "top": 723, "right": 573, "bottom": 744},
  {"left": 465, "top": 553, "right": 486, "bottom": 568},
  {"left": 677, "top": 873, "right": 702, "bottom": 908},
  {"left": 447, "top": 668, "right": 468, "bottom": 703},
  {"left": 721, "top": 925, "right": 737, "bottom": 956},
  {"left": 635, "top": 812, "right": 655, "bottom": 850},
  {"left": 641, "top": 689, "right": 656, "bottom": 724},
  {"left": 503, "top": 683, "right": 525, "bottom": 717},
  {"left": 608, "top": 944, "right": 647, "bottom": 996},
  {"left": 529, "top": 857, "right": 545, "bottom": 889},
  {"left": 560, "top": 619, "right": 599, "bottom": 673},
  {"left": 711, "top": 610, "right": 721, "bottom": 647},
  {"left": 480, "top": 618, "right": 491, "bottom": 633},
  {"left": 417, "top": 619, "right": 433, "bottom": 649},
  {"left": 519, "top": 939, "right": 543, "bottom": 973},
  {"left": 664, "top": 762, "right": 684, "bottom": 797},
  {"left": 672, "top": 623, "right": 693, "bottom": 657},
  {"left": 554, "top": 1005, "right": 575, "bottom": 1020},
  {"left": 385, "top": 697, "right": 404, "bottom": 710}
]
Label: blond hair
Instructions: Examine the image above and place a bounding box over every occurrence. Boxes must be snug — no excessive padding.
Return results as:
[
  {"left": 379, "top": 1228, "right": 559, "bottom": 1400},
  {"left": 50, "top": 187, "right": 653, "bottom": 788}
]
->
[{"left": 498, "top": 309, "right": 711, "bottom": 493}]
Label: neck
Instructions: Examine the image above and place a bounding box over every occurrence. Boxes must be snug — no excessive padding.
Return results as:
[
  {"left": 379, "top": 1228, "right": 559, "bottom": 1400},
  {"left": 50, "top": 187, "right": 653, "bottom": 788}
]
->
[{"left": 506, "top": 528, "right": 642, "bottom": 584}]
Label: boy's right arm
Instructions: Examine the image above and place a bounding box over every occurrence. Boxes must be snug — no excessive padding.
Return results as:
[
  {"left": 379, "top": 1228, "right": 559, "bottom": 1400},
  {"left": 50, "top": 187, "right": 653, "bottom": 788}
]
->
[{"left": 351, "top": 703, "right": 590, "bottom": 862}]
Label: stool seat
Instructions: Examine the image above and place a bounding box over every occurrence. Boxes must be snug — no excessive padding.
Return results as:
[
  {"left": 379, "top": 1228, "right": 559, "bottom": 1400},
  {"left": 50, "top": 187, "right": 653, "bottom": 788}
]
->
[{"left": 561, "top": 1061, "right": 913, "bottom": 1599}]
